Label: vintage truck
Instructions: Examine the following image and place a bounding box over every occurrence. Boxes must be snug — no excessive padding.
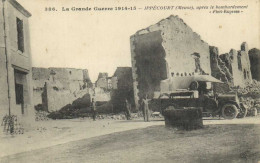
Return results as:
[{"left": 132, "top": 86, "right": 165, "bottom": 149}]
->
[{"left": 151, "top": 75, "right": 247, "bottom": 119}]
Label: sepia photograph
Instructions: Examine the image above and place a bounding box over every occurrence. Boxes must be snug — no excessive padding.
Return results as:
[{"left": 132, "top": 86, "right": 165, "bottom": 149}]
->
[{"left": 0, "top": 0, "right": 260, "bottom": 162}]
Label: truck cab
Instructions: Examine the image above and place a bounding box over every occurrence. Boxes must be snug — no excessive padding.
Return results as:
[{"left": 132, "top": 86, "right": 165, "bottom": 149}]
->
[{"left": 153, "top": 75, "right": 246, "bottom": 119}]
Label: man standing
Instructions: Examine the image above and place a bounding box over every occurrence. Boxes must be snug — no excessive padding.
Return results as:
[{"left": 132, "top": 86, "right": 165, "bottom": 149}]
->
[
  {"left": 124, "top": 99, "right": 132, "bottom": 120},
  {"left": 91, "top": 98, "right": 96, "bottom": 121},
  {"left": 142, "top": 95, "right": 150, "bottom": 122}
]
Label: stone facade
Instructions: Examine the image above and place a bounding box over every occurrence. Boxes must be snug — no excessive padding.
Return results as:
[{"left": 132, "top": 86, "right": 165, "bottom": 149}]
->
[
  {"left": 130, "top": 15, "right": 211, "bottom": 109},
  {"left": 0, "top": 0, "right": 34, "bottom": 123}
]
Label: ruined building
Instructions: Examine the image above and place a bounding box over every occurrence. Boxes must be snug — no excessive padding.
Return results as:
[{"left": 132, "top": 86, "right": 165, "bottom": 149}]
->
[
  {"left": 32, "top": 67, "right": 92, "bottom": 112},
  {"left": 110, "top": 67, "right": 135, "bottom": 112},
  {"left": 95, "top": 72, "right": 109, "bottom": 89},
  {"left": 130, "top": 15, "right": 211, "bottom": 108},
  {"left": 210, "top": 42, "right": 252, "bottom": 87},
  {"left": 249, "top": 48, "right": 260, "bottom": 81},
  {"left": 130, "top": 15, "right": 254, "bottom": 108},
  {"left": 0, "top": 0, "right": 34, "bottom": 122}
]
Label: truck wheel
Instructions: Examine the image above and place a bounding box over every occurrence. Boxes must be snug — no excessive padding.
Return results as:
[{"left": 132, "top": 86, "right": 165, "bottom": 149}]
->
[
  {"left": 237, "top": 104, "right": 248, "bottom": 118},
  {"left": 222, "top": 104, "right": 238, "bottom": 119}
]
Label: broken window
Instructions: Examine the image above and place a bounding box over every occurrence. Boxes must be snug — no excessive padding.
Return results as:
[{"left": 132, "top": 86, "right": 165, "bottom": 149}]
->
[{"left": 16, "top": 18, "right": 24, "bottom": 52}]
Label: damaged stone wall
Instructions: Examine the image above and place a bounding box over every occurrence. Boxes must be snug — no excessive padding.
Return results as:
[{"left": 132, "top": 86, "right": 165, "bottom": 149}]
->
[
  {"left": 92, "top": 72, "right": 112, "bottom": 102},
  {"left": 210, "top": 42, "right": 252, "bottom": 88},
  {"left": 92, "top": 87, "right": 111, "bottom": 102},
  {"left": 130, "top": 15, "right": 211, "bottom": 109},
  {"left": 42, "top": 82, "right": 91, "bottom": 112},
  {"left": 238, "top": 43, "right": 252, "bottom": 85},
  {"left": 33, "top": 67, "right": 91, "bottom": 90},
  {"left": 95, "top": 72, "right": 109, "bottom": 89},
  {"left": 32, "top": 67, "right": 92, "bottom": 110},
  {"left": 209, "top": 46, "right": 233, "bottom": 84}
]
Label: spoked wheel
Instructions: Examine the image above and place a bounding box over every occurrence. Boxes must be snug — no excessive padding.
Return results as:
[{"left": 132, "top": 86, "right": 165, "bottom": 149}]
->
[
  {"left": 237, "top": 103, "right": 248, "bottom": 118},
  {"left": 222, "top": 104, "right": 238, "bottom": 119}
]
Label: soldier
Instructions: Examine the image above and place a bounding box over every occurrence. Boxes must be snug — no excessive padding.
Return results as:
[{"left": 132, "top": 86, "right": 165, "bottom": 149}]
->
[
  {"left": 142, "top": 95, "right": 150, "bottom": 122},
  {"left": 124, "top": 99, "right": 132, "bottom": 120},
  {"left": 91, "top": 98, "right": 96, "bottom": 121}
]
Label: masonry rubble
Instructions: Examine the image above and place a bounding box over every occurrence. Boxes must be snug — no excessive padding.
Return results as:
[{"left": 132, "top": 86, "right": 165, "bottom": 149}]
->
[{"left": 44, "top": 67, "right": 135, "bottom": 119}]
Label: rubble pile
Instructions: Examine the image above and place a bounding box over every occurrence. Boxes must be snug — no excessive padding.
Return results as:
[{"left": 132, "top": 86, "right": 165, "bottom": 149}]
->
[
  {"left": 47, "top": 104, "right": 89, "bottom": 119},
  {"left": 35, "top": 111, "right": 50, "bottom": 121},
  {"left": 235, "top": 80, "right": 260, "bottom": 98},
  {"left": 107, "top": 114, "right": 127, "bottom": 120},
  {"left": 47, "top": 102, "right": 114, "bottom": 119},
  {"left": 93, "top": 112, "right": 144, "bottom": 120},
  {"left": 232, "top": 80, "right": 260, "bottom": 116}
]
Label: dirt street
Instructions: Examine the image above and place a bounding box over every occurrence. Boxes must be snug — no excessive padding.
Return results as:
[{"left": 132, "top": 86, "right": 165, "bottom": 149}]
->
[
  {"left": 1, "top": 117, "right": 260, "bottom": 163},
  {"left": 0, "top": 118, "right": 163, "bottom": 158}
]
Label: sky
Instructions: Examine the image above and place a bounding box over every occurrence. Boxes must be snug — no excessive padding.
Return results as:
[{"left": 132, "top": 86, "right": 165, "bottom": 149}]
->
[{"left": 17, "top": 0, "right": 260, "bottom": 81}]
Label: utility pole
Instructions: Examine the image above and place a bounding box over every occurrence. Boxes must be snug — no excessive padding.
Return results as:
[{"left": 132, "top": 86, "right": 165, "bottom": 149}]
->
[{"left": 2, "top": 0, "right": 11, "bottom": 116}]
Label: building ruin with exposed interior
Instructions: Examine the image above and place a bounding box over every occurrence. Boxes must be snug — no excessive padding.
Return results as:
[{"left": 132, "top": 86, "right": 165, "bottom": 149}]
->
[
  {"left": 130, "top": 15, "right": 253, "bottom": 109},
  {"left": 32, "top": 67, "right": 93, "bottom": 112}
]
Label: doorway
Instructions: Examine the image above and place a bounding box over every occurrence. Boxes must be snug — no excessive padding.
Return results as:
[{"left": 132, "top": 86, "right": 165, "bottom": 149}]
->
[{"left": 14, "top": 69, "right": 28, "bottom": 114}]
